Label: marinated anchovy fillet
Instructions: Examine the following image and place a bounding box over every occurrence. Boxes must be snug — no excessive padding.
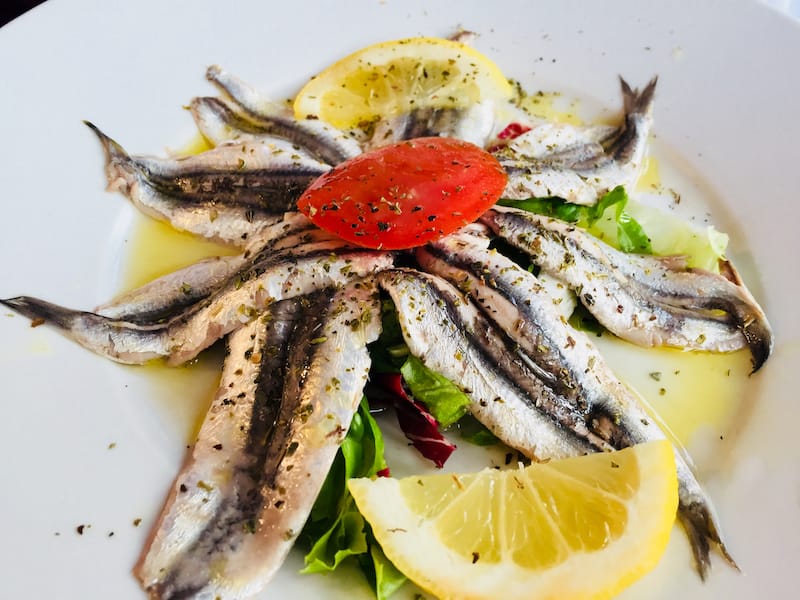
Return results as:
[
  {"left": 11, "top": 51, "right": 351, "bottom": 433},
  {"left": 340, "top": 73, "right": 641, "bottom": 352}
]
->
[
  {"left": 378, "top": 268, "right": 598, "bottom": 460},
  {"left": 418, "top": 231, "right": 734, "bottom": 576},
  {"left": 205, "top": 65, "right": 362, "bottom": 165},
  {"left": 86, "top": 122, "right": 328, "bottom": 234},
  {"left": 136, "top": 302, "right": 301, "bottom": 599},
  {"left": 481, "top": 206, "right": 773, "bottom": 371},
  {"left": 1, "top": 241, "right": 394, "bottom": 365},
  {"left": 364, "top": 101, "right": 497, "bottom": 150},
  {"left": 497, "top": 77, "right": 657, "bottom": 205},
  {"left": 137, "top": 279, "right": 381, "bottom": 599},
  {"left": 93, "top": 213, "right": 339, "bottom": 325},
  {"left": 190, "top": 96, "right": 296, "bottom": 147},
  {"left": 85, "top": 130, "right": 290, "bottom": 246},
  {"left": 95, "top": 255, "right": 246, "bottom": 324}
]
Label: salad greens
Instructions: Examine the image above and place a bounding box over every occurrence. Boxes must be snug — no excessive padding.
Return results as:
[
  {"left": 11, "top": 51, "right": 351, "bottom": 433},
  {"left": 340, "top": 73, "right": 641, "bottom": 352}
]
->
[
  {"left": 621, "top": 201, "right": 728, "bottom": 272},
  {"left": 498, "top": 185, "right": 653, "bottom": 254},
  {"left": 400, "top": 355, "right": 471, "bottom": 428},
  {"left": 300, "top": 398, "right": 406, "bottom": 599},
  {"left": 498, "top": 185, "right": 728, "bottom": 271}
]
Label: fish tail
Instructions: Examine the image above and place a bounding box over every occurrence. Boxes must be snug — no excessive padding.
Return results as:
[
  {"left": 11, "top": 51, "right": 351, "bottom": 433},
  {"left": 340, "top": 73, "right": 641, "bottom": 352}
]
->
[
  {"left": 205, "top": 64, "right": 286, "bottom": 119},
  {"left": 1, "top": 296, "right": 80, "bottom": 331},
  {"left": 605, "top": 76, "right": 657, "bottom": 163},
  {"left": 2, "top": 295, "right": 166, "bottom": 364},
  {"left": 740, "top": 312, "right": 773, "bottom": 373},
  {"left": 83, "top": 120, "right": 131, "bottom": 165},
  {"left": 205, "top": 64, "right": 254, "bottom": 108},
  {"left": 205, "top": 64, "right": 224, "bottom": 87},
  {"left": 83, "top": 120, "right": 140, "bottom": 195},
  {"left": 678, "top": 499, "right": 739, "bottom": 580},
  {"left": 718, "top": 260, "right": 774, "bottom": 372},
  {"left": 619, "top": 75, "right": 658, "bottom": 118}
]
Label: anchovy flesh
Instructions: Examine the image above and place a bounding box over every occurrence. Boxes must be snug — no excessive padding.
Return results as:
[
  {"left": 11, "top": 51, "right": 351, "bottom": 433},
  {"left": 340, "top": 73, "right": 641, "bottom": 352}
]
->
[
  {"left": 87, "top": 121, "right": 329, "bottom": 209},
  {"left": 497, "top": 77, "right": 657, "bottom": 205},
  {"left": 481, "top": 206, "right": 773, "bottom": 371},
  {"left": 136, "top": 278, "right": 381, "bottom": 599},
  {"left": 378, "top": 268, "right": 599, "bottom": 460},
  {"left": 205, "top": 65, "right": 362, "bottom": 165},
  {"left": 1, "top": 241, "right": 394, "bottom": 365}
]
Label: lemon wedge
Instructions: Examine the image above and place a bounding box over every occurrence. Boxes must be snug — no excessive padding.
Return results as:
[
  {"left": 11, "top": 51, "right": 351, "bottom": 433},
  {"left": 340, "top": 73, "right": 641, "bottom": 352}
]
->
[
  {"left": 293, "top": 36, "right": 513, "bottom": 129},
  {"left": 348, "top": 441, "right": 678, "bottom": 600}
]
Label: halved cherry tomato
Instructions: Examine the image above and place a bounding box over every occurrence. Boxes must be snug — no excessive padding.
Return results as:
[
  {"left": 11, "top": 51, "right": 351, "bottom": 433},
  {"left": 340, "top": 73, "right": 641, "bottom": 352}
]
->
[{"left": 297, "top": 137, "right": 507, "bottom": 249}]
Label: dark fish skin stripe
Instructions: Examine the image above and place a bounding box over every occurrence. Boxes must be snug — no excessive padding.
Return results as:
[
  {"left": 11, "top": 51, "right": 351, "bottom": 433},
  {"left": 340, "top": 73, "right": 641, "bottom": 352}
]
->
[
  {"left": 245, "top": 244, "right": 389, "bottom": 286},
  {"left": 96, "top": 222, "right": 320, "bottom": 326},
  {"left": 419, "top": 241, "right": 640, "bottom": 449},
  {"left": 419, "top": 242, "right": 565, "bottom": 392},
  {"left": 141, "top": 166, "right": 323, "bottom": 211},
  {"left": 246, "top": 298, "right": 309, "bottom": 474},
  {"left": 194, "top": 96, "right": 283, "bottom": 136},
  {"left": 203, "top": 73, "right": 356, "bottom": 166},
  {"left": 260, "top": 292, "right": 332, "bottom": 489},
  {"left": 392, "top": 270, "right": 601, "bottom": 449},
  {"left": 193, "top": 96, "right": 357, "bottom": 166},
  {"left": 85, "top": 120, "right": 326, "bottom": 214},
  {"left": 151, "top": 298, "right": 305, "bottom": 599},
  {"left": 130, "top": 242, "right": 385, "bottom": 330},
  {"left": 217, "top": 106, "right": 351, "bottom": 167},
  {"left": 396, "top": 107, "right": 466, "bottom": 139},
  {"left": 106, "top": 298, "right": 200, "bottom": 326},
  {"left": 483, "top": 207, "right": 773, "bottom": 372},
  {"left": 445, "top": 284, "right": 628, "bottom": 448}
]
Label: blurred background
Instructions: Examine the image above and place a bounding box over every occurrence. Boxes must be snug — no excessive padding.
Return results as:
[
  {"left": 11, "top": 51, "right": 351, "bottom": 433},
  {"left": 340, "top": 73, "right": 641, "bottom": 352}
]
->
[{"left": 1, "top": 0, "right": 46, "bottom": 27}]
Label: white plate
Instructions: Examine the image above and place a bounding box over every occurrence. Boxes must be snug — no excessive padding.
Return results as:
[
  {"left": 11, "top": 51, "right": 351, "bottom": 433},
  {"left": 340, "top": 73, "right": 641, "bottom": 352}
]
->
[{"left": 1, "top": 1, "right": 798, "bottom": 598}]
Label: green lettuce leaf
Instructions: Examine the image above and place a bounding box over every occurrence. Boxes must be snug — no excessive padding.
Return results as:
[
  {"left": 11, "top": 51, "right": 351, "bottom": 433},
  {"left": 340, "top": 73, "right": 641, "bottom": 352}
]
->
[
  {"left": 498, "top": 185, "right": 653, "bottom": 254},
  {"left": 400, "top": 355, "right": 471, "bottom": 428},
  {"left": 302, "top": 499, "right": 368, "bottom": 573},
  {"left": 498, "top": 185, "right": 728, "bottom": 271},
  {"left": 300, "top": 398, "right": 405, "bottom": 595},
  {"left": 358, "top": 532, "right": 409, "bottom": 600},
  {"left": 625, "top": 202, "right": 728, "bottom": 271},
  {"left": 457, "top": 415, "right": 500, "bottom": 446},
  {"left": 368, "top": 299, "right": 409, "bottom": 373}
]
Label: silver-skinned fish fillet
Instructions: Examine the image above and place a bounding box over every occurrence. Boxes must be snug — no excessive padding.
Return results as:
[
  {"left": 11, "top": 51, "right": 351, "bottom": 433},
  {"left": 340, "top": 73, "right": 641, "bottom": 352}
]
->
[
  {"left": 190, "top": 96, "right": 288, "bottom": 147},
  {"left": 205, "top": 65, "right": 362, "bottom": 166},
  {"left": 1, "top": 241, "right": 394, "bottom": 365},
  {"left": 481, "top": 205, "right": 773, "bottom": 371},
  {"left": 85, "top": 122, "right": 327, "bottom": 246},
  {"left": 136, "top": 279, "right": 381, "bottom": 599},
  {"left": 378, "top": 268, "right": 599, "bottom": 461},
  {"left": 417, "top": 231, "right": 735, "bottom": 577},
  {"left": 363, "top": 101, "right": 498, "bottom": 151},
  {"left": 496, "top": 77, "right": 657, "bottom": 205},
  {"left": 95, "top": 255, "right": 246, "bottom": 324},
  {"left": 93, "top": 213, "right": 341, "bottom": 325}
]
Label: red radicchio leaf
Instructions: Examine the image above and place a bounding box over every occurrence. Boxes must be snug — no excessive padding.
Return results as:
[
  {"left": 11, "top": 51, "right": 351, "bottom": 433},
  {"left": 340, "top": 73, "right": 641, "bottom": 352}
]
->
[
  {"left": 487, "top": 122, "right": 533, "bottom": 152},
  {"left": 368, "top": 373, "right": 456, "bottom": 468},
  {"left": 497, "top": 122, "right": 532, "bottom": 140}
]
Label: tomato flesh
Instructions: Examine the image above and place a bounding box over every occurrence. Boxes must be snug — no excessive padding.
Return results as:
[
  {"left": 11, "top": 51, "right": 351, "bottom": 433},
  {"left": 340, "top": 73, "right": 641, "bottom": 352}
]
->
[{"left": 297, "top": 137, "right": 508, "bottom": 249}]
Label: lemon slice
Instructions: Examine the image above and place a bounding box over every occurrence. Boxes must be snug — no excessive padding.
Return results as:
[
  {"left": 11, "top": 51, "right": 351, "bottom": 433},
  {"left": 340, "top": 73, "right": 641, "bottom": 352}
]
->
[
  {"left": 293, "top": 37, "right": 513, "bottom": 129},
  {"left": 348, "top": 441, "right": 678, "bottom": 600}
]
